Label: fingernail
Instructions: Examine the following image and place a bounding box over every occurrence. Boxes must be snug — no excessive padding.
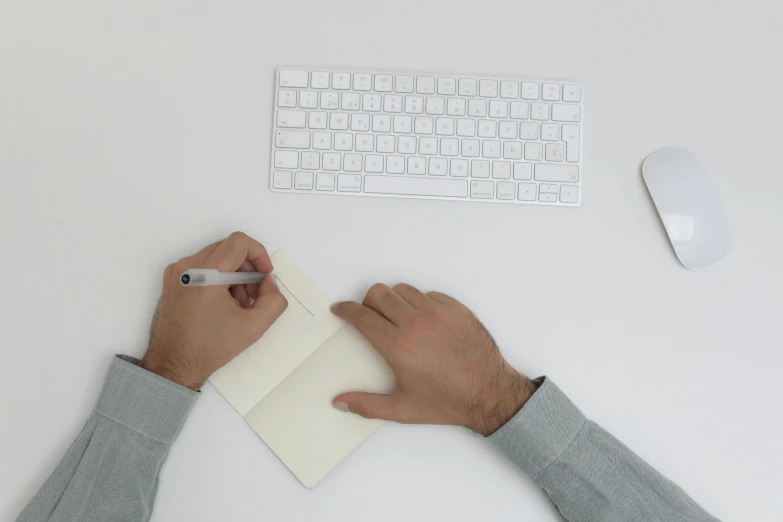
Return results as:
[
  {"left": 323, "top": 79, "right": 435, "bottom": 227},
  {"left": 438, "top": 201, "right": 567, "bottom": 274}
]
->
[
  {"left": 269, "top": 275, "right": 279, "bottom": 288},
  {"left": 333, "top": 401, "right": 350, "bottom": 412}
]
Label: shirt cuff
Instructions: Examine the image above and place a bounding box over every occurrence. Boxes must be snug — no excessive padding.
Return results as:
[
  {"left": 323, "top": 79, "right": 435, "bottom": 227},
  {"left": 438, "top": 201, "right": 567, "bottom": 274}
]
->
[
  {"left": 94, "top": 355, "right": 199, "bottom": 445},
  {"left": 489, "top": 377, "right": 586, "bottom": 479}
]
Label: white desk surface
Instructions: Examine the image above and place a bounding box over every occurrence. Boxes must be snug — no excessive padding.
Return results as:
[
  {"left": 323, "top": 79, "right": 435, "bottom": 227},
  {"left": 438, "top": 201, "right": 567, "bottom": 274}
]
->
[{"left": 1, "top": 1, "right": 781, "bottom": 520}]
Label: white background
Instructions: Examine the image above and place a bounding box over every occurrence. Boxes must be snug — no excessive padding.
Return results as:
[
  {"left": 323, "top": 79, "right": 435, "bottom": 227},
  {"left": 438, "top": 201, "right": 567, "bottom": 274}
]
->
[{"left": 1, "top": 1, "right": 781, "bottom": 521}]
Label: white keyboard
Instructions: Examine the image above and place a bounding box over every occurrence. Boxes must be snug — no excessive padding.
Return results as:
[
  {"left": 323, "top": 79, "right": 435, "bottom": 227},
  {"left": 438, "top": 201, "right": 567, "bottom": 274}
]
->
[{"left": 270, "top": 67, "right": 583, "bottom": 206}]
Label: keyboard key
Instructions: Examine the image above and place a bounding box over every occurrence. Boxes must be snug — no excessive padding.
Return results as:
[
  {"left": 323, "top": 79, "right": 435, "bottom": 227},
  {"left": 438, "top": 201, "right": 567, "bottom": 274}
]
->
[
  {"left": 394, "top": 115, "right": 413, "bottom": 133},
  {"left": 450, "top": 159, "right": 469, "bottom": 177},
  {"left": 419, "top": 137, "right": 438, "bottom": 155},
  {"left": 350, "top": 113, "right": 370, "bottom": 132},
  {"left": 408, "top": 156, "right": 426, "bottom": 175},
  {"left": 471, "top": 159, "right": 490, "bottom": 178},
  {"left": 513, "top": 162, "right": 532, "bottom": 180},
  {"left": 425, "top": 97, "right": 445, "bottom": 115},
  {"left": 563, "top": 84, "right": 581, "bottom": 102},
  {"left": 470, "top": 180, "right": 494, "bottom": 199},
  {"left": 440, "top": 138, "right": 459, "bottom": 156},
  {"left": 299, "top": 91, "right": 318, "bottom": 109},
  {"left": 521, "top": 82, "right": 539, "bottom": 100},
  {"left": 273, "top": 170, "right": 293, "bottom": 188},
  {"left": 560, "top": 184, "right": 579, "bottom": 203},
  {"left": 274, "top": 150, "right": 298, "bottom": 168},
  {"left": 462, "top": 139, "right": 480, "bottom": 157},
  {"left": 365, "top": 154, "right": 384, "bottom": 173},
  {"left": 301, "top": 151, "right": 320, "bottom": 169},
  {"left": 334, "top": 133, "right": 352, "bottom": 151},
  {"left": 500, "top": 81, "right": 519, "bottom": 99},
  {"left": 478, "top": 120, "right": 497, "bottom": 138},
  {"left": 316, "top": 172, "right": 335, "bottom": 191},
  {"left": 552, "top": 104, "right": 581, "bottom": 122},
  {"left": 436, "top": 117, "right": 455, "bottom": 136},
  {"left": 535, "top": 163, "right": 579, "bottom": 183},
  {"left": 524, "top": 142, "right": 543, "bottom": 160},
  {"left": 482, "top": 140, "right": 501, "bottom": 158},
  {"left": 539, "top": 192, "right": 557, "bottom": 202},
  {"left": 417, "top": 77, "right": 436, "bottom": 94},
  {"left": 489, "top": 101, "right": 508, "bottom": 118},
  {"left": 539, "top": 183, "right": 558, "bottom": 193},
  {"left": 541, "top": 123, "right": 560, "bottom": 141},
  {"left": 322, "top": 152, "right": 341, "bottom": 171},
  {"left": 458, "top": 78, "right": 477, "bottom": 96},
  {"left": 510, "top": 101, "right": 529, "bottom": 119},
  {"left": 545, "top": 143, "right": 564, "bottom": 162},
  {"left": 429, "top": 158, "right": 448, "bottom": 176},
  {"left": 447, "top": 98, "right": 466, "bottom": 116},
  {"left": 310, "top": 71, "right": 330, "bottom": 89},
  {"left": 398, "top": 136, "right": 417, "bottom": 154},
  {"left": 456, "top": 119, "right": 475, "bottom": 137},
  {"left": 329, "top": 112, "right": 349, "bottom": 130},
  {"left": 396, "top": 75, "right": 414, "bottom": 93},
  {"left": 384, "top": 94, "right": 403, "bottom": 113},
  {"left": 377, "top": 135, "right": 395, "bottom": 153},
  {"left": 405, "top": 96, "right": 424, "bottom": 114},
  {"left": 415, "top": 116, "right": 434, "bottom": 134},
  {"left": 518, "top": 182, "right": 536, "bottom": 201},
  {"left": 276, "top": 130, "right": 310, "bottom": 149},
  {"left": 364, "top": 175, "right": 468, "bottom": 198},
  {"left": 332, "top": 72, "right": 351, "bottom": 90},
  {"left": 387, "top": 156, "right": 405, "bottom": 174},
  {"left": 374, "top": 74, "right": 393, "bottom": 92},
  {"left": 542, "top": 83, "right": 561, "bottom": 101},
  {"left": 492, "top": 161, "right": 511, "bottom": 179},
  {"left": 294, "top": 171, "right": 314, "bottom": 190},
  {"left": 355, "top": 134, "right": 374, "bottom": 152},
  {"left": 562, "top": 124, "right": 580, "bottom": 162},
  {"left": 437, "top": 77, "right": 456, "bottom": 95},
  {"left": 499, "top": 121, "right": 517, "bottom": 139},
  {"left": 468, "top": 99, "right": 487, "bottom": 117},
  {"left": 320, "top": 92, "right": 339, "bottom": 109},
  {"left": 344, "top": 154, "right": 362, "bottom": 172},
  {"left": 353, "top": 73, "right": 372, "bottom": 91},
  {"left": 531, "top": 103, "right": 550, "bottom": 120},
  {"left": 312, "top": 132, "right": 331, "bottom": 150},
  {"left": 362, "top": 93, "right": 382, "bottom": 111},
  {"left": 278, "top": 90, "right": 297, "bottom": 107},
  {"left": 337, "top": 174, "right": 362, "bottom": 192},
  {"left": 497, "top": 181, "right": 516, "bottom": 200},
  {"left": 341, "top": 92, "right": 360, "bottom": 110},
  {"left": 277, "top": 110, "right": 306, "bottom": 128},
  {"left": 503, "top": 141, "right": 523, "bottom": 160},
  {"left": 372, "top": 114, "right": 391, "bottom": 132},
  {"left": 519, "top": 122, "right": 538, "bottom": 140},
  {"left": 309, "top": 111, "right": 327, "bottom": 129},
  {"left": 279, "top": 70, "right": 308, "bottom": 88},
  {"left": 479, "top": 79, "right": 498, "bottom": 97}
]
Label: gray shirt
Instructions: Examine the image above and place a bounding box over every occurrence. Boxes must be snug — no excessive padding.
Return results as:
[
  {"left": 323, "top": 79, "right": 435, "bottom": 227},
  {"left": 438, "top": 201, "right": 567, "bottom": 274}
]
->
[{"left": 17, "top": 356, "right": 720, "bottom": 521}]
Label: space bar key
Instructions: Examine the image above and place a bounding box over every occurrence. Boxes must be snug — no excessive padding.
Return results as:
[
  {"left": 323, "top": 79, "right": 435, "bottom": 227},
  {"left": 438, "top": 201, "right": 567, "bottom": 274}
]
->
[{"left": 363, "top": 175, "right": 468, "bottom": 198}]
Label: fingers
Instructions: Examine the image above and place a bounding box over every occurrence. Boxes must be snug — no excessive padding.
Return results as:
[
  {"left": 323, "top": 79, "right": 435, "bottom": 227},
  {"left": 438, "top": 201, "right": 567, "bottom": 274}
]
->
[
  {"left": 331, "top": 301, "right": 396, "bottom": 354},
  {"left": 362, "top": 283, "right": 414, "bottom": 326},
  {"left": 426, "top": 291, "right": 457, "bottom": 305},
  {"left": 392, "top": 283, "right": 430, "bottom": 308},
  {"left": 235, "top": 260, "right": 260, "bottom": 300},
  {"left": 332, "top": 392, "right": 419, "bottom": 423},
  {"left": 230, "top": 283, "right": 251, "bottom": 308},
  {"left": 244, "top": 276, "right": 288, "bottom": 336},
  {"left": 205, "top": 231, "right": 274, "bottom": 273}
]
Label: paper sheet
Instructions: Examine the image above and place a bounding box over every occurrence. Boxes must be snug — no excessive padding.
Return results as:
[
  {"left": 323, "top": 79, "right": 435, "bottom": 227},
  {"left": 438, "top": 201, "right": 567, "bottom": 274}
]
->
[{"left": 209, "top": 250, "right": 394, "bottom": 487}]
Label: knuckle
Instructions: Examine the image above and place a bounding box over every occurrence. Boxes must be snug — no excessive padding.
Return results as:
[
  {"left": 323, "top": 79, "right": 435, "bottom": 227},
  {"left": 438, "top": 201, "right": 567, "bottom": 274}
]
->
[
  {"left": 272, "top": 292, "right": 288, "bottom": 311},
  {"left": 368, "top": 283, "right": 388, "bottom": 299},
  {"left": 229, "top": 231, "right": 247, "bottom": 242}
]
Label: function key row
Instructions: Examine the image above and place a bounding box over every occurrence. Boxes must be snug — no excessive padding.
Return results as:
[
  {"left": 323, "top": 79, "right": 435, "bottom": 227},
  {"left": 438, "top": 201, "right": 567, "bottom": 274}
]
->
[{"left": 279, "top": 70, "right": 581, "bottom": 102}]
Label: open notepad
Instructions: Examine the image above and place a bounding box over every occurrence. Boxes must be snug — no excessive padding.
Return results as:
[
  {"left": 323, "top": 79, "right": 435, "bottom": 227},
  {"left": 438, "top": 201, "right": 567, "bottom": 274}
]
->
[{"left": 209, "top": 251, "right": 394, "bottom": 488}]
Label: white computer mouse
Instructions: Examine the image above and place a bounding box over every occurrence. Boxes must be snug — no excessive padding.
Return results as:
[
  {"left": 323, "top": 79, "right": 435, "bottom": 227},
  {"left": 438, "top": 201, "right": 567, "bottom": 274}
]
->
[{"left": 642, "top": 147, "right": 731, "bottom": 270}]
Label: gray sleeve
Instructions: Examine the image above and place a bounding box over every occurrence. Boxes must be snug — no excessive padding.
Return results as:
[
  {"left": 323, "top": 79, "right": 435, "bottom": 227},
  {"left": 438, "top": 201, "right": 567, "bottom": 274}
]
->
[
  {"left": 17, "top": 355, "right": 198, "bottom": 522},
  {"left": 490, "top": 378, "right": 720, "bottom": 522}
]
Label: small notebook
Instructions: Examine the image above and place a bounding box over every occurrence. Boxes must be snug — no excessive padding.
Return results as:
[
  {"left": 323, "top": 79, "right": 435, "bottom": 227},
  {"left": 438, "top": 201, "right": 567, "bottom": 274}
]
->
[{"left": 209, "top": 251, "right": 394, "bottom": 488}]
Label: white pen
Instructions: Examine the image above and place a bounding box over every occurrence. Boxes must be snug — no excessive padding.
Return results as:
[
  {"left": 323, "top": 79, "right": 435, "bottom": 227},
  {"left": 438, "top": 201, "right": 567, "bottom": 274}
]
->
[{"left": 180, "top": 269, "right": 267, "bottom": 287}]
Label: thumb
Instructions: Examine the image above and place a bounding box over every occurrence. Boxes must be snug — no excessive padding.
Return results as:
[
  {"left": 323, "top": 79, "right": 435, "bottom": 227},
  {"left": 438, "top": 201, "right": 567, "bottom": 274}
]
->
[
  {"left": 333, "top": 392, "right": 413, "bottom": 422},
  {"left": 246, "top": 276, "right": 288, "bottom": 334}
]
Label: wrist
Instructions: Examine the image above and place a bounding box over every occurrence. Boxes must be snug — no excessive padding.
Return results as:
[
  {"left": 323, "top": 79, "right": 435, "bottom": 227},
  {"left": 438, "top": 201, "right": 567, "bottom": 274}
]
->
[
  {"left": 140, "top": 352, "right": 205, "bottom": 391},
  {"left": 470, "top": 367, "right": 537, "bottom": 436}
]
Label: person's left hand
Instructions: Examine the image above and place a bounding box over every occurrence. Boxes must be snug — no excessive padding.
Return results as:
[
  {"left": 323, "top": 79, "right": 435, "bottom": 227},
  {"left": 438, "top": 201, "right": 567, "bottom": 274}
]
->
[{"left": 141, "top": 232, "right": 288, "bottom": 390}]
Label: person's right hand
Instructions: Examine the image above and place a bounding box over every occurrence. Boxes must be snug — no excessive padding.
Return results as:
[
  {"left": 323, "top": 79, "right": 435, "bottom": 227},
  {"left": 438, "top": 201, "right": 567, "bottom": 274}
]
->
[{"left": 331, "top": 284, "right": 537, "bottom": 436}]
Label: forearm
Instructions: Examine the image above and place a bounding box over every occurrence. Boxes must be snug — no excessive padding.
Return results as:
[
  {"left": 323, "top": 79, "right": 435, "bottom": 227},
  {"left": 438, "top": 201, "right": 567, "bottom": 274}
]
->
[
  {"left": 491, "top": 378, "right": 720, "bottom": 522},
  {"left": 18, "top": 355, "right": 197, "bottom": 522}
]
